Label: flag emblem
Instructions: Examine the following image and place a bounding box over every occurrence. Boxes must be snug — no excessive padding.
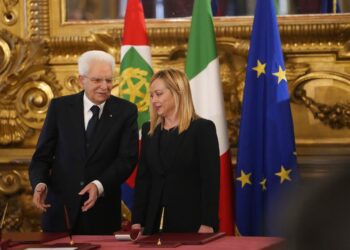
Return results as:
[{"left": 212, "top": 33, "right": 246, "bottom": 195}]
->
[{"left": 120, "top": 67, "right": 150, "bottom": 113}]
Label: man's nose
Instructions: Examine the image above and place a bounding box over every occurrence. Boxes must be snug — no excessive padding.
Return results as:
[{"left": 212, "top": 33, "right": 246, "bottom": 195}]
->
[{"left": 99, "top": 81, "right": 108, "bottom": 89}]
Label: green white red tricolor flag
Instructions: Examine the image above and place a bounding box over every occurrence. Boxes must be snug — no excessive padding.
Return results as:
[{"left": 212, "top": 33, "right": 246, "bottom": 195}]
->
[{"left": 185, "top": 0, "right": 234, "bottom": 235}]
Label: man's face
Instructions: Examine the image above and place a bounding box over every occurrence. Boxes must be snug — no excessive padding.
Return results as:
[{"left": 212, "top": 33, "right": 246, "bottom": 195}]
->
[{"left": 79, "top": 60, "right": 113, "bottom": 104}]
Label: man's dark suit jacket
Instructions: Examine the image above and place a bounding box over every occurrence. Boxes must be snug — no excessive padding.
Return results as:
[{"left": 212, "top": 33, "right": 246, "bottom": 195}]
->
[
  {"left": 132, "top": 118, "right": 220, "bottom": 234},
  {"left": 29, "top": 91, "right": 138, "bottom": 235}
]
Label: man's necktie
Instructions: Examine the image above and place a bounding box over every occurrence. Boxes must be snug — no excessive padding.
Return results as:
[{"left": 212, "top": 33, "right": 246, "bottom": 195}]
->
[{"left": 86, "top": 105, "right": 100, "bottom": 144}]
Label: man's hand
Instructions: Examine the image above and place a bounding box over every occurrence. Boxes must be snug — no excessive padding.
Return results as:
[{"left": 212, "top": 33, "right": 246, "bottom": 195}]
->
[
  {"left": 79, "top": 182, "right": 99, "bottom": 212},
  {"left": 198, "top": 224, "right": 214, "bottom": 233},
  {"left": 32, "top": 183, "right": 51, "bottom": 212},
  {"left": 131, "top": 223, "right": 141, "bottom": 230}
]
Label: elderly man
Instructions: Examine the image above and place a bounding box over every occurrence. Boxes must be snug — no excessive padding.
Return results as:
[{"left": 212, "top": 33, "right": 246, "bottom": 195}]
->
[{"left": 29, "top": 50, "right": 138, "bottom": 235}]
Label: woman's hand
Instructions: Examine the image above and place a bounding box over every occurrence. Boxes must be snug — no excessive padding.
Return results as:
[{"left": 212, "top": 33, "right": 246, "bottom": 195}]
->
[
  {"left": 131, "top": 223, "right": 142, "bottom": 230},
  {"left": 130, "top": 224, "right": 143, "bottom": 240}
]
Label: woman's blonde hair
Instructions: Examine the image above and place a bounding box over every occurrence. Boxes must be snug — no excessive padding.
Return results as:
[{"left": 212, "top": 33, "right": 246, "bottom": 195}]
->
[{"left": 149, "top": 68, "right": 198, "bottom": 135}]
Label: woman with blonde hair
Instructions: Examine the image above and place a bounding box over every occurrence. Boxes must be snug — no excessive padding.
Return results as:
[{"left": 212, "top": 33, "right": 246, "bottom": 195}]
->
[{"left": 131, "top": 68, "right": 220, "bottom": 234}]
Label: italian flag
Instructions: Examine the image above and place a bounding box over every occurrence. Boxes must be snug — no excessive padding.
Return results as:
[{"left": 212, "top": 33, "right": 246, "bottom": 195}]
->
[
  {"left": 185, "top": 0, "right": 234, "bottom": 235},
  {"left": 120, "top": 0, "right": 153, "bottom": 219}
]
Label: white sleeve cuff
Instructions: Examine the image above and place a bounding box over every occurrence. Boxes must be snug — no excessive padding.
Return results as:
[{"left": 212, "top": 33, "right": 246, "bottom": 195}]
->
[
  {"left": 92, "top": 180, "right": 104, "bottom": 197},
  {"left": 35, "top": 182, "right": 47, "bottom": 191}
]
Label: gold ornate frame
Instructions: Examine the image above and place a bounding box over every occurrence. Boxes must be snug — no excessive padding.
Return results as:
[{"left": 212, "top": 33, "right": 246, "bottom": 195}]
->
[{"left": 1, "top": 0, "right": 350, "bottom": 231}]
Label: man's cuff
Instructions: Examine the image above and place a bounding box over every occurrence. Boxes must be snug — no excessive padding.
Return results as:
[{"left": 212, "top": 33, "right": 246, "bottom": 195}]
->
[
  {"left": 35, "top": 182, "right": 47, "bottom": 192},
  {"left": 92, "top": 180, "right": 104, "bottom": 197}
]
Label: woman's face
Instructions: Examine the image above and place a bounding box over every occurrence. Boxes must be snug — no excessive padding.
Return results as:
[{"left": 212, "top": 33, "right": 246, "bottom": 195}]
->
[{"left": 150, "top": 78, "right": 176, "bottom": 119}]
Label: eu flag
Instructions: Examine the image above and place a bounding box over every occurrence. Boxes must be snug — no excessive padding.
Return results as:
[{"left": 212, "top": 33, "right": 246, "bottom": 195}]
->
[
  {"left": 321, "top": 0, "right": 341, "bottom": 13},
  {"left": 235, "top": 0, "right": 298, "bottom": 236}
]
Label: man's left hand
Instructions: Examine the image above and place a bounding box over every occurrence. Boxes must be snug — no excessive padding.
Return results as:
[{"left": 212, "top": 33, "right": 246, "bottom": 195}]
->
[
  {"left": 198, "top": 225, "right": 214, "bottom": 233},
  {"left": 79, "top": 182, "right": 99, "bottom": 212}
]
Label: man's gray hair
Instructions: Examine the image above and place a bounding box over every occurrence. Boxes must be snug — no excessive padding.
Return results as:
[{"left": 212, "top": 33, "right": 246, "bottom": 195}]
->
[{"left": 78, "top": 50, "right": 115, "bottom": 75}]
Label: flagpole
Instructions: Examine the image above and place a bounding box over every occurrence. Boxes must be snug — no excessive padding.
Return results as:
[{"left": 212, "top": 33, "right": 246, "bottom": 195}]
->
[{"left": 333, "top": 0, "right": 337, "bottom": 13}]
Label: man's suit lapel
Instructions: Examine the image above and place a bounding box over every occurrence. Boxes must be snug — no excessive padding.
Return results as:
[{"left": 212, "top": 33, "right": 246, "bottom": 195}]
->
[
  {"left": 68, "top": 92, "right": 86, "bottom": 160},
  {"left": 86, "top": 98, "right": 115, "bottom": 161}
]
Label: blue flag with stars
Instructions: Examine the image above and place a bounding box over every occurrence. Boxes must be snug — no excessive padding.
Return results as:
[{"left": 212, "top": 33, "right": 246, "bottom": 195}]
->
[
  {"left": 321, "top": 0, "right": 341, "bottom": 13},
  {"left": 235, "top": 0, "right": 298, "bottom": 236}
]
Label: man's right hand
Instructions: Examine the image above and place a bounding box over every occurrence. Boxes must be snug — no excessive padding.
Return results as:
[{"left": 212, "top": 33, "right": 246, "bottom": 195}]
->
[
  {"left": 131, "top": 224, "right": 142, "bottom": 230},
  {"left": 32, "top": 183, "right": 51, "bottom": 212}
]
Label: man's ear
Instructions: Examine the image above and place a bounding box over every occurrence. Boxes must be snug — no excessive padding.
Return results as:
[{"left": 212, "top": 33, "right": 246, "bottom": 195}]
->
[{"left": 78, "top": 75, "right": 84, "bottom": 88}]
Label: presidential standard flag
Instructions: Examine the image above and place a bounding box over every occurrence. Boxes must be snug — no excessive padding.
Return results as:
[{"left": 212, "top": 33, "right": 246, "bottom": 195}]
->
[
  {"left": 185, "top": 0, "right": 234, "bottom": 235},
  {"left": 120, "top": 0, "right": 153, "bottom": 220},
  {"left": 235, "top": 0, "right": 298, "bottom": 236}
]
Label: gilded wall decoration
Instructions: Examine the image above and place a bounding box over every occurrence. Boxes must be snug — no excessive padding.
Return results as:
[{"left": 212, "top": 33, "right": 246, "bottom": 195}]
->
[
  {"left": 0, "top": 30, "right": 61, "bottom": 145},
  {"left": 63, "top": 75, "right": 82, "bottom": 93},
  {"left": 0, "top": 168, "right": 41, "bottom": 232},
  {"left": 1, "top": 0, "right": 18, "bottom": 26},
  {"left": 28, "top": 0, "right": 50, "bottom": 38},
  {"left": 292, "top": 71, "right": 350, "bottom": 129}
]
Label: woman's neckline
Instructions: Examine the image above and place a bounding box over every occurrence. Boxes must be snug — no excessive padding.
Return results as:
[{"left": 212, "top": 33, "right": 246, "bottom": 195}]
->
[{"left": 162, "top": 125, "right": 178, "bottom": 132}]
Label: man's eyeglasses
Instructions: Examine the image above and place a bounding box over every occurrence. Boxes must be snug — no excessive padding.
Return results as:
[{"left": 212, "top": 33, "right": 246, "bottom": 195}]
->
[{"left": 82, "top": 76, "right": 114, "bottom": 85}]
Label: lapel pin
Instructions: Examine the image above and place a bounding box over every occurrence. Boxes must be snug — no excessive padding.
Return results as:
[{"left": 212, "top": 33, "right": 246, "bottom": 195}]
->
[{"left": 109, "top": 114, "right": 113, "bottom": 118}]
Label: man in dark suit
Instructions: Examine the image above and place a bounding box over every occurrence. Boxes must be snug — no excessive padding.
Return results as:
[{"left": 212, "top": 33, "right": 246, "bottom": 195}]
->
[{"left": 29, "top": 50, "right": 138, "bottom": 235}]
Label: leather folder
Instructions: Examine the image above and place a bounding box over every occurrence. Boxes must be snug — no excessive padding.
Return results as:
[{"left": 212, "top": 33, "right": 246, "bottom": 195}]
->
[
  {"left": 16, "top": 243, "right": 100, "bottom": 250},
  {"left": 136, "top": 232, "right": 225, "bottom": 245},
  {"left": 36, "top": 243, "right": 100, "bottom": 250},
  {"left": 2, "top": 232, "right": 66, "bottom": 246}
]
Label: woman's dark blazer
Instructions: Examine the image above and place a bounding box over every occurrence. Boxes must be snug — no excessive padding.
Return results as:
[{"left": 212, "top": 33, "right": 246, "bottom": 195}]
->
[{"left": 132, "top": 118, "right": 220, "bottom": 234}]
